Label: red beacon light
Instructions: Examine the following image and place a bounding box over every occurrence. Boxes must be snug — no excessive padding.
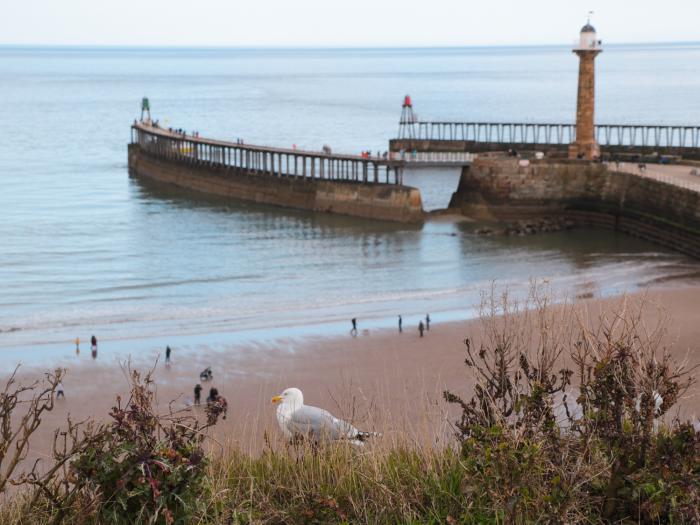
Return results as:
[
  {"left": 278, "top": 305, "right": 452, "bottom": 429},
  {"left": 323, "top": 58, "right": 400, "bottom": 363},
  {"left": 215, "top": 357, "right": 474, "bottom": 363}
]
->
[{"left": 403, "top": 95, "right": 412, "bottom": 108}]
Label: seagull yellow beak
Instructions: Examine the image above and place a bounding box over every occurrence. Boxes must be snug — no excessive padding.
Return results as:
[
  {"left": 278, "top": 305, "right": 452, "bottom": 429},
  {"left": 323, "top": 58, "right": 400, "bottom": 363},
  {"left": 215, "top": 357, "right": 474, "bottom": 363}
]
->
[{"left": 271, "top": 395, "right": 283, "bottom": 404}]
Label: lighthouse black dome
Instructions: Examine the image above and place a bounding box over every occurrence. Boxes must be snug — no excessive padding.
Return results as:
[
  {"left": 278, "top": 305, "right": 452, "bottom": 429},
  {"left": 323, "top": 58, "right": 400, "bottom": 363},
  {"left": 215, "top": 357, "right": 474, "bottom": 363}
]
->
[{"left": 581, "top": 23, "right": 596, "bottom": 33}]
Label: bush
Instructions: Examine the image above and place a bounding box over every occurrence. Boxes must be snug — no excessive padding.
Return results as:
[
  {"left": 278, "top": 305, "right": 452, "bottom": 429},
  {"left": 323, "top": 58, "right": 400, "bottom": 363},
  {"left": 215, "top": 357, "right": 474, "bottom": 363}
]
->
[
  {"left": 67, "top": 369, "right": 220, "bottom": 525},
  {"left": 1, "top": 366, "right": 222, "bottom": 525},
  {"left": 445, "top": 288, "right": 699, "bottom": 523}
]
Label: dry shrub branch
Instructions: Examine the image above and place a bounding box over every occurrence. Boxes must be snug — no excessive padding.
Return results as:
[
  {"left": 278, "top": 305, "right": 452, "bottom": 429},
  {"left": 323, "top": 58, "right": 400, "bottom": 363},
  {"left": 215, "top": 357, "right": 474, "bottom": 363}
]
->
[{"left": 0, "top": 367, "right": 64, "bottom": 494}]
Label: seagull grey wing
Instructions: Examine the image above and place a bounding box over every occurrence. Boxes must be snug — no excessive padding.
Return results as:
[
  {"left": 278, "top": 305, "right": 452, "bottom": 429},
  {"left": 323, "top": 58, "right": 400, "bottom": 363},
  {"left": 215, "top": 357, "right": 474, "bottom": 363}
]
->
[{"left": 288, "top": 405, "right": 359, "bottom": 440}]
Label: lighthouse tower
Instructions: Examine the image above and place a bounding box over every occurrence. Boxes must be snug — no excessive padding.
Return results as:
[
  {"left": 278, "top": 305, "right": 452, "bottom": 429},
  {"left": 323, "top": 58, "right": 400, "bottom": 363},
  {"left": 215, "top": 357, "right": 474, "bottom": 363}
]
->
[{"left": 569, "top": 20, "right": 602, "bottom": 160}]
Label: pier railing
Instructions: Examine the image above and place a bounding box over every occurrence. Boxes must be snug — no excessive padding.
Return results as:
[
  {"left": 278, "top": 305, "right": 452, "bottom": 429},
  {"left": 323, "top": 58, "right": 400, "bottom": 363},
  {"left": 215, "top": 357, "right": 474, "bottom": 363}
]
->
[
  {"left": 131, "top": 123, "right": 405, "bottom": 185},
  {"left": 390, "top": 151, "right": 475, "bottom": 164},
  {"left": 398, "top": 121, "right": 700, "bottom": 148}
]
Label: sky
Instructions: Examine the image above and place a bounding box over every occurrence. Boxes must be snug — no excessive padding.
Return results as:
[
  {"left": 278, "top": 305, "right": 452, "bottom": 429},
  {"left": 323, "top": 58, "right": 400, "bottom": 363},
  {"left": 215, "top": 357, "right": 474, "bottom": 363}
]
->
[{"left": 1, "top": 0, "right": 698, "bottom": 47}]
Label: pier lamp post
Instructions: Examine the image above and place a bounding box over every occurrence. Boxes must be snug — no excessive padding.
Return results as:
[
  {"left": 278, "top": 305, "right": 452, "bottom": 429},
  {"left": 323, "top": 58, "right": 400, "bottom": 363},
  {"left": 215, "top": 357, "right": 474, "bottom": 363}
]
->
[
  {"left": 569, "top": 19, "right": 602, "bottom": 160},
  {"left": 141, "top": 97, "right": 152, "bottom": 124},
  {"left": 399, "top": 95, "right": 416, "bottom": 140}
]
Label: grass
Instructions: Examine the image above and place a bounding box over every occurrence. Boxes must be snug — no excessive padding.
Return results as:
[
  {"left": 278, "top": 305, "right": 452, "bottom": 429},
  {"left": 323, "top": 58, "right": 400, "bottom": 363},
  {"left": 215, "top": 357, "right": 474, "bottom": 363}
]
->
[
  {"left": 0, "top": 441, "right": 469, "bottom": 524},
  {"left": 199, "top": 443, "right": 466, "bottom": 524}
]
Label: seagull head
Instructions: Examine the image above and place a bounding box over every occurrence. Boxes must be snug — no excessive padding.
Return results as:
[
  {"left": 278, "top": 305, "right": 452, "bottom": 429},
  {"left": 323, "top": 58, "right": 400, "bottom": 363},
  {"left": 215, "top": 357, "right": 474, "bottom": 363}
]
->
[{"left": 271, "top": 387, "right": 304, "bottom": 409}]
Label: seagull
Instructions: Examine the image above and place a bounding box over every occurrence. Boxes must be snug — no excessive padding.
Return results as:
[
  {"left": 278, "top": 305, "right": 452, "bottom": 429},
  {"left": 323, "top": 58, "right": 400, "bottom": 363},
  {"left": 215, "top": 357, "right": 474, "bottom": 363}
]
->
[{"left": 271, "top": 387, "right": 378, "bottom": 446}]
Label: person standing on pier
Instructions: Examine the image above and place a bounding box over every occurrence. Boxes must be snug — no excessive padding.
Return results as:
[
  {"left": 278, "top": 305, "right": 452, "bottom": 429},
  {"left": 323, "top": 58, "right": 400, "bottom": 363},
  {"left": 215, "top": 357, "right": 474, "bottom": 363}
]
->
[
  {"left": 418, "top": 321, "right": 424, "bottom": 337},
  {"left": 398, "top": 315, "right": 403, "bottom": 333},
  {"left": 426, "top": 314, "right": 430, "bottom": 331}
]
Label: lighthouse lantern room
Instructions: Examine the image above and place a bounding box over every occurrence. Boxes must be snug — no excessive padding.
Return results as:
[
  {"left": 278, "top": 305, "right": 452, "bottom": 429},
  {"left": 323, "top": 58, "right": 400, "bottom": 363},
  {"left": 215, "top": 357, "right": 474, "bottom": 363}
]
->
[{"left": 577, "top": 22, "right": 600, "bottom": 50}]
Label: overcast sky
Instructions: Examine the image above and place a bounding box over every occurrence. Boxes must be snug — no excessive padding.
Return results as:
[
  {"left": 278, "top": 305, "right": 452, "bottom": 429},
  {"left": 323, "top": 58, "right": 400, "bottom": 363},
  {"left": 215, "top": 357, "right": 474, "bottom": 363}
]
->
[{"left": 2, "top": 0, "right": 698, "bottom": 47}]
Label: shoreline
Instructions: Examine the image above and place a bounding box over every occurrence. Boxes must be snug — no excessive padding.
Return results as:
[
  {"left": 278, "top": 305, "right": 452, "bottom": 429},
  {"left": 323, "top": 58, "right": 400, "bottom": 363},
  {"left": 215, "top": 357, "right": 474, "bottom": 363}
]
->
[
  {"left": 4, "top": 271, "right": 700, "bottom": 368},
  {"left": 6, "top": 283, "right": 700, "bottom": 463}
]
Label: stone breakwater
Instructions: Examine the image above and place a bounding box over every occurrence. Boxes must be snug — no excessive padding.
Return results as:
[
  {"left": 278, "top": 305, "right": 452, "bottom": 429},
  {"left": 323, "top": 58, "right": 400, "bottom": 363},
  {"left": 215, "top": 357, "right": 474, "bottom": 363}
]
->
[
  {"left": 127, "top": 145, "right": 424, "bottom": 223},
  {"left": 449, "top": 157, "right": 700, "bottom": 258}
]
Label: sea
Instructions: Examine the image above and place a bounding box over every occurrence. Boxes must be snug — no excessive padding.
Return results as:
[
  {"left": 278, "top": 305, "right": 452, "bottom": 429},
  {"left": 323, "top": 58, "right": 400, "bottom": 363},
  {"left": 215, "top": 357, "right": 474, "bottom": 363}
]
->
[{"left": 1, "top": 43, "right": 700, "bottom": 363}]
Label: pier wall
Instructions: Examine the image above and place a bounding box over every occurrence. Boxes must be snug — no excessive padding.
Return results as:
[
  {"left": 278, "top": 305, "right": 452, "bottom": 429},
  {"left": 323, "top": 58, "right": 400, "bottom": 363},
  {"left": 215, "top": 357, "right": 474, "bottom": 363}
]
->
[
  {"left": 449, "top": 157, "right": 700, "bottom": 258},
  {"left": 128, "top": 145, "right": 423, "bottom": 223}
]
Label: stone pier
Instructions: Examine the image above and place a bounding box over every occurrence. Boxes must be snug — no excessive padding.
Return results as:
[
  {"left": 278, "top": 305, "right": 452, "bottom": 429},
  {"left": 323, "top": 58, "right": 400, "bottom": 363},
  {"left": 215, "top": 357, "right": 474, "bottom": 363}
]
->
[
  {"left": 449, "top": 156, "right": 700, "bottom": 258},
  {"left": 128, "top": 124, "right": 424, "bottom": 223}
]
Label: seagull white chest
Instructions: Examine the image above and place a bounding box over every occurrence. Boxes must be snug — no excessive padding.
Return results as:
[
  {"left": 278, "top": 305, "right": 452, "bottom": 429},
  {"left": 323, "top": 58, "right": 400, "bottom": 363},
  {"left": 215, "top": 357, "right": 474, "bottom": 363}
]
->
[{"left": 275, "top": 402, "right": 296, "bottom": 438}]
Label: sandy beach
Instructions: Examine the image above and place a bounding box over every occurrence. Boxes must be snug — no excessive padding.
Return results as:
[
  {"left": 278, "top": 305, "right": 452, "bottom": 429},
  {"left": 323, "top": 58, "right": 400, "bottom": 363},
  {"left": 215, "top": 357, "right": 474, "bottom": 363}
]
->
[{"left": 4, "top": 283, "right": 698, "bottom": 471}]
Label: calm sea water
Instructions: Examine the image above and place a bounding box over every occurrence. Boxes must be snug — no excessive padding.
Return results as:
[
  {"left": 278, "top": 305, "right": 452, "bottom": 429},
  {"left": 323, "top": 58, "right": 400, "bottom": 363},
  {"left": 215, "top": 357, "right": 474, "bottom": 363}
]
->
[{"left": 1, "top": 44, "right": 699, "bottom": 357}]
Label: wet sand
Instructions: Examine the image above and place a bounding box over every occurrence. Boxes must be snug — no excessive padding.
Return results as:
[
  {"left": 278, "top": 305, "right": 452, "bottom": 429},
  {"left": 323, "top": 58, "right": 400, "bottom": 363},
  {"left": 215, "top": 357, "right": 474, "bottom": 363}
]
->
[{"left": 6, "top": 285, "right": 700, "bottom": 468}]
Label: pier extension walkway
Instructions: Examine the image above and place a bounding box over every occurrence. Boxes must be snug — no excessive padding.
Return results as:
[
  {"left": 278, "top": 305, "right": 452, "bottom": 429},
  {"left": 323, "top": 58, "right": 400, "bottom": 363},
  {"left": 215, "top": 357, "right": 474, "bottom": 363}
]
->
[{"left": 392, "top": 121, "right": 700, "bottom": 161}]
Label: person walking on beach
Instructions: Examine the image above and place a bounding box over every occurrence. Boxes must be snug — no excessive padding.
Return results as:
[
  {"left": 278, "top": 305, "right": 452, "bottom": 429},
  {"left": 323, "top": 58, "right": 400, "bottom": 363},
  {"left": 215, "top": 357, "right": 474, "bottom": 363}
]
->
[
  {"left": 398, "top": 315, "right": 403, "bottom": 333},
  {"left": 165, "top": 345, "right": 171, "bottom": 364},
  {"left": 75, "top": 337, "right": 80, "bottom": 354},
  {"left": 91, "top": 335, "right": 97, "bottom": 349},
  {"left": 194, "top": 384, "right": 202, "bottom": 405},
  {"left": 206, "top": 388, "right": 228, "bottom": 421},
  {"left": 207, "top": 387, "right": 219, "bottom": 404},
  {"left": 426, "top": 313, "right": 430, "bottom": 331},
  {"left": 351, "top": 318, "right": 357, "bottom": 336},
  {"left": 418, "top": 321, "right": 424, "bottom": 338}
]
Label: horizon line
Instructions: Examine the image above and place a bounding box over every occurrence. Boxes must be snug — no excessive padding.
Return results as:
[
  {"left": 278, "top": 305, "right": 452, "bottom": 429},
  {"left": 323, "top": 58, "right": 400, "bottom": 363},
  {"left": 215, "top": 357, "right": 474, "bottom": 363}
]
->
[{"left": 1, "top": 40, "right": 699, "bottom": 51}]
